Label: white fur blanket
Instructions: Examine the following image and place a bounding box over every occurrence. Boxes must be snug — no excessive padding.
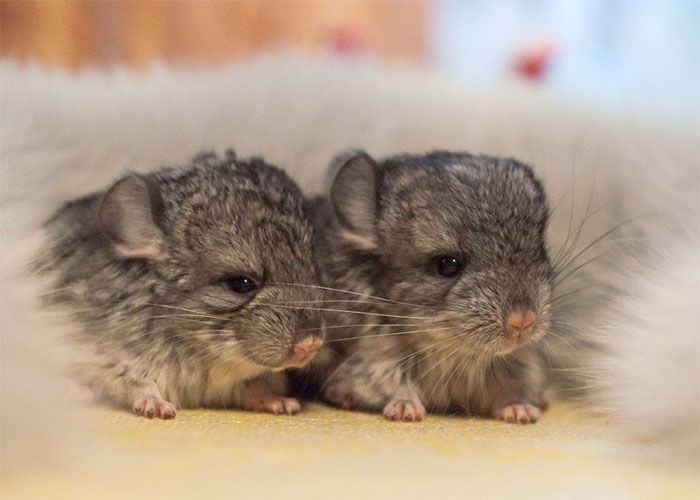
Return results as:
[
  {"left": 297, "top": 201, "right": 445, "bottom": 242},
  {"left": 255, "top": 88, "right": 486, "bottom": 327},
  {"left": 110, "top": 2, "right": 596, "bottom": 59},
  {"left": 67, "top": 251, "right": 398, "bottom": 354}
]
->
[{"left": 1, "top": 56, "right": 698, "bottom": 478}]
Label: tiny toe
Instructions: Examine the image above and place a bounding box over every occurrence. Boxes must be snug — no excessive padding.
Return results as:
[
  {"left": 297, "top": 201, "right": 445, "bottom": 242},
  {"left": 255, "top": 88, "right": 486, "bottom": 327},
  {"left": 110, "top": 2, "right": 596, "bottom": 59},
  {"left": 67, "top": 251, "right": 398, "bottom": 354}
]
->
[
  {"left": 133, "top": 402, "right": 144, "bottom": 415},
  {"left": 284, "top": 398, "right": 301, "bottom": 415},
  {"left": 501, "top": 407, "right": 516, "bottom": 423},
  {"left": 144, "top": 402, "right": 156, "bottom": 418},
  {"left": 497, "top": 406, "right": 515, "bottom": 423},
  {"left": 383, "top": 403, "right": 400, "bottom": 421},
  {"left": 526, "top": 405, "right": 540, "bottom": 423},
  {"left": 158, "top": 403, "right": 177, "bottom": 419}
]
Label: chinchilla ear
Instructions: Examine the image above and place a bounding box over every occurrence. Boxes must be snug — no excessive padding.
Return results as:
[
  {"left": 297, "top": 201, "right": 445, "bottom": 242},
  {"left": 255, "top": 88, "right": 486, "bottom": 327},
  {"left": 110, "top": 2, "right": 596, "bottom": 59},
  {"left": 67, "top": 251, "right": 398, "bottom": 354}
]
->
[
  {"left": 330, "top": 151, "right": 379, "bottom": 250},
  {"left": 97, "top": 174, "right": 165, "bottom": 259}
]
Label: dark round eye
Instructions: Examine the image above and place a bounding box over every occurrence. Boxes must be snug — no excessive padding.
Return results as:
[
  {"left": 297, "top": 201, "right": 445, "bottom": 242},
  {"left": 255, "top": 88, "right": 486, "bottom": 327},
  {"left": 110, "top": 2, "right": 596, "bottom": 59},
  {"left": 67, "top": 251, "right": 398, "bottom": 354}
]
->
[
  {"left": 435, "top": 255, "right": 463, "bottom": 278},
  {"left": 225, "top": 275, "right": 257, "bottom": 294}
]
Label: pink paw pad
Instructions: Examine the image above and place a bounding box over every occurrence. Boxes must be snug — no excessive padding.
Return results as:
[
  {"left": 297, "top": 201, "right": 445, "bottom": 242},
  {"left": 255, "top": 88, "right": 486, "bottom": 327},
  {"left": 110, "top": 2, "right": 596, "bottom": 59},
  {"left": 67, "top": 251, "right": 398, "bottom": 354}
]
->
[
  {"left": 383, "top": 399, "right": 426, "bottom": 422},
  {"left": 495, "top": 403, "right": 540, "bottom": 424},
  {"left": 133, "top": 397, "right": 176, "bottom": 419}
]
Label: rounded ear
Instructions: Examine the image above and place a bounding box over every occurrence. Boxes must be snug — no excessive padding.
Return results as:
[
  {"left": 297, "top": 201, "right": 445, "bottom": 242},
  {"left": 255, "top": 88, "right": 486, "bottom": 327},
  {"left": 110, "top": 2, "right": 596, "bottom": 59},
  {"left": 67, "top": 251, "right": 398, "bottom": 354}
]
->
[
  {"left": 97, "top": 174, "right": 165, "bottom": 259},
  {"left": 330, "top": 151, "right": 379, "bottom": 249}
]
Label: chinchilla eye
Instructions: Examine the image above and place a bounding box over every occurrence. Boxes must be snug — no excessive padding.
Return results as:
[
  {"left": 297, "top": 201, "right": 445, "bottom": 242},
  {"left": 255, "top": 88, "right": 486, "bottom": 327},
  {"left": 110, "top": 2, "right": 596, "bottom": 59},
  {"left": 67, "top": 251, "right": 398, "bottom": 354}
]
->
[
  {"left": 225, "top": 275, "right": 257, "bottom": 294},
  {"left": 435, "top": 255, "right": 463, "bottom": 278}
]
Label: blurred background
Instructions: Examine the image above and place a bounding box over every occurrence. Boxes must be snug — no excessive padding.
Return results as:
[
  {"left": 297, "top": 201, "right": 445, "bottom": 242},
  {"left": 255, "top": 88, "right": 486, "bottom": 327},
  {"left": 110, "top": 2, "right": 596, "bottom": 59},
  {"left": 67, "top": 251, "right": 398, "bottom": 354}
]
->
[{"left": 1, "top": 0, "right": 699, "bottom": 111}]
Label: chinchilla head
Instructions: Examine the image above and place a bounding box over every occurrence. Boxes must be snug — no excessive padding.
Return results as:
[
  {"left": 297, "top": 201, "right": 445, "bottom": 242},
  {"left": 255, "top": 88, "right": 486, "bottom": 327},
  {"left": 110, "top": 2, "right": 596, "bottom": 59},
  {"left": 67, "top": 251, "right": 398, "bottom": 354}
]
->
[
  {"left": 95, "top": 152, "right": 325, "bottom": 369},
  {"left": 328, "top": 150, "right": 552, "bottom": 356}
]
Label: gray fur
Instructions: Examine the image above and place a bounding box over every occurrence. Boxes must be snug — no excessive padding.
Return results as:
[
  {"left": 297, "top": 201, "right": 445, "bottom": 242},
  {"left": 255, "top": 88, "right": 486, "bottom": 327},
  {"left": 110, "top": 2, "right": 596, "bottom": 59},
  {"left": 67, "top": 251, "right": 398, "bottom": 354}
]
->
[
  {"left": 35, "top": 151, "right": 325, "bottom": 417},
  {"left": 313, "top": 151, "right": 552, "bottom": 422}
]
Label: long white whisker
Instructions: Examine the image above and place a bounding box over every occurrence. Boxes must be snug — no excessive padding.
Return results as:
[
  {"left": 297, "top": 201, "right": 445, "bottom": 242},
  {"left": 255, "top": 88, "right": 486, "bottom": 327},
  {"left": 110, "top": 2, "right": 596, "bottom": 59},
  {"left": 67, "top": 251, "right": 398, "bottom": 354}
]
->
[
  {"left": 327, "top": 326, "right": 452, "bottom": 343},
  {"left": 265, "top": 281, "right": 453, "bottom": 312},
  {"left": 252, "top": 302, "right": 433, "bottom": 320}
]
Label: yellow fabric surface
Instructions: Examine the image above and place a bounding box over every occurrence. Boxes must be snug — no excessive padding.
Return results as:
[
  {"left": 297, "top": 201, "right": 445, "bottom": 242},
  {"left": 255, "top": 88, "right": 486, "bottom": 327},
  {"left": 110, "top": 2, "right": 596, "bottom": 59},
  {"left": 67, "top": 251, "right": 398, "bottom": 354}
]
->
[{"left": 5, "top": 402, "right": 698, "bottom": 499}]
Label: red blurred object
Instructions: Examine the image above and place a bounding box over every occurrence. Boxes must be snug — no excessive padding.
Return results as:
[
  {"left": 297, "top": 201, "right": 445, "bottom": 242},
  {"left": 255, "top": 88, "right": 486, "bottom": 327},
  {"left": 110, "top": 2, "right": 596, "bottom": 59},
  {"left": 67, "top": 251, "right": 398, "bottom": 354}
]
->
[
  {"left": 514, "top": 42, "right": 555, "bottom": 81},
  {"left": 328, "top": 27, "right": 369, "bottom": 56}
]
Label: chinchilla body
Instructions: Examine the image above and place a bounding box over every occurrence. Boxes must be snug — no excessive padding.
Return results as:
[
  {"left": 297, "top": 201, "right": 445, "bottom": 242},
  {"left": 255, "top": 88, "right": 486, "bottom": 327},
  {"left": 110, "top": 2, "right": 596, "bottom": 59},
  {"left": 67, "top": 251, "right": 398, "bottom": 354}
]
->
[{"left": 36, "top": 151, "right": 326, "bottom": 418}]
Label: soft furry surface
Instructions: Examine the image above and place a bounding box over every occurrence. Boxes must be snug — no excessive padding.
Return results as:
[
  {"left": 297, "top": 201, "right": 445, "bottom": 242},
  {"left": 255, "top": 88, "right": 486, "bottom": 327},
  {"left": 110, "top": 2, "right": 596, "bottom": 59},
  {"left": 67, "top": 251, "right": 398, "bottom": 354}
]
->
[
  {"left": 593, "top": 218, "right": 700, "bottom": 460},
  {"left": 5, "top": 403, "right": 699, "bottom": 499},
  {"left": 1, "top": 55, "right": 698, "bottom": 492}
]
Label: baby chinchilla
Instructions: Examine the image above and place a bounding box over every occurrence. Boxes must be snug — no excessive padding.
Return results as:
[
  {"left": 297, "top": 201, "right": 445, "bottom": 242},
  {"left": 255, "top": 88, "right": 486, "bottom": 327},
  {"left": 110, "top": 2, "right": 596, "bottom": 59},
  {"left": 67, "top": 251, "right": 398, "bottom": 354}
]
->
[
  {"left": 36, "top": 151, "right": 325, "bottom": 419},
  {"left": 313, "top": 151, "right": 552, "bottom": 423}
]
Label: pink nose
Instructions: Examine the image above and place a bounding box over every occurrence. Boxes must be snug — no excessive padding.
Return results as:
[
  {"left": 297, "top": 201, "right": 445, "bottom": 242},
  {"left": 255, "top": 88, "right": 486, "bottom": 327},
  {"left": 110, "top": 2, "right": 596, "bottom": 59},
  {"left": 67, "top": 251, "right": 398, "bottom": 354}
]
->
[
  {"left": 286, "top": 336, "right": 323, "bottom": 368},
  {"left": 504, "top": 310, "right": 536, "bottom": 339},
  {"left": 293, "top": 336, "right": 323, "bottom": 356}
]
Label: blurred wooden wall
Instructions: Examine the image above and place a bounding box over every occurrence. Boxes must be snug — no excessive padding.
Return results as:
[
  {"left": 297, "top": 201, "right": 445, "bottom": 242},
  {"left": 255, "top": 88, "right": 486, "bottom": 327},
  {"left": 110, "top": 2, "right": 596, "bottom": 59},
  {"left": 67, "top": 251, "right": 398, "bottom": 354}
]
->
[{"left": 1, "top": 0, "right": 428, "bottom": 71}]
